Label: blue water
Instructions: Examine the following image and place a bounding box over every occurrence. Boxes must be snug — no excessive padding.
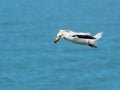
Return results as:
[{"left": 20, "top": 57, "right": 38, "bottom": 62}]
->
[{"left": 0, "top": 0, "right": 120, "bottom": 90}]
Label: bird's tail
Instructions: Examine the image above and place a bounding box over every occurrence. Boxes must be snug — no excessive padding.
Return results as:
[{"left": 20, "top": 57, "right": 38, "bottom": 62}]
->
[
  {"left": 94, "top": 32, "right": 103, "bottom": 40},
  {"left": 88, "top": 32, "right": 103, "bottom": 48}
]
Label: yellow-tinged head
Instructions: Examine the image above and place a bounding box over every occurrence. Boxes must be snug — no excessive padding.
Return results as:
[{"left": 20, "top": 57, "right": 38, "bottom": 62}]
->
[{"left": 54, "top": 30, "right": 65, "bottom": 43}]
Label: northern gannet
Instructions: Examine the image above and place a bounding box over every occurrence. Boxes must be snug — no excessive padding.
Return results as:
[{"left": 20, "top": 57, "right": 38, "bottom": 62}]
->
[{"left": 54, "top": 30, "right": 103, "bottom": 48}]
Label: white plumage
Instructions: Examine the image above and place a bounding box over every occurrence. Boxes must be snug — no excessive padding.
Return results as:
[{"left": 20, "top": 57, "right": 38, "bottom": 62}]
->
[{"left": 54, "top": 30, "right": 103, "bottom": 48}]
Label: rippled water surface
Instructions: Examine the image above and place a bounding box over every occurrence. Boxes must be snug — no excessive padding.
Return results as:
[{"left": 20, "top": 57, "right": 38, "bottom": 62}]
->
[{"left": 0, "top": 0, "right": 120, "bottom": 90}]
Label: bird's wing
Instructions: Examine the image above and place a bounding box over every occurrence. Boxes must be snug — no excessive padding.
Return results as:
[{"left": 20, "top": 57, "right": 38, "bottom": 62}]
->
[
  {"left": 77, "top": 32, "right": 91, "bottom": 35},
  {"left": 72, "top": 34, "right": 96, "bottom": 39}
]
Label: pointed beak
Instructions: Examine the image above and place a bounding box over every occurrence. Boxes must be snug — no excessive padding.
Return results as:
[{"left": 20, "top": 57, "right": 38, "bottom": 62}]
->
[{"left": 54, "top": 36, "right": 60, "bottom": 43}]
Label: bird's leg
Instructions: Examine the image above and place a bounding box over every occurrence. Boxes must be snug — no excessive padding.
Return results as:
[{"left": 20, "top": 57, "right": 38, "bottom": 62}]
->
[{"left": 88, "top": 40, "right": 97, "bottom": 48}]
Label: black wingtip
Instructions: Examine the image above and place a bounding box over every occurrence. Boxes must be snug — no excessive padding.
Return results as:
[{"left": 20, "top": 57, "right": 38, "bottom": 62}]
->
[{"left": 72, "top": 35, "right": 96, "bottom": 39}]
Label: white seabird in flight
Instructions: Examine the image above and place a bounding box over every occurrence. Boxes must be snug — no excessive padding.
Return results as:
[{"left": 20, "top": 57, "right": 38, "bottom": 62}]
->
[{"left": 54, "top": 30, "right": 103, "bottom": 48}]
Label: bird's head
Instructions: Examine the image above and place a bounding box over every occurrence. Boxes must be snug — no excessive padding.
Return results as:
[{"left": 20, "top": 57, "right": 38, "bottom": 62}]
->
[{"left": 54, "top": 30, "right": 65, "bottom": 43}]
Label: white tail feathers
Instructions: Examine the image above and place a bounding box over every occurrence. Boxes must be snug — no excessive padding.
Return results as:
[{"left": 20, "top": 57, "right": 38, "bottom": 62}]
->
[
  {"left": 90, "top": 32, "right": 103, "bottom": 44},
  {"left": 94, "top": 32, "right": 103, "bottom": 40}
]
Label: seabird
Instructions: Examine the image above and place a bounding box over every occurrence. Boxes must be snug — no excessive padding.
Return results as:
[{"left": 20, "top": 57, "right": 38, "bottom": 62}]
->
[{"left": 54, "top": 30, "right": 103, "bottom": 48}]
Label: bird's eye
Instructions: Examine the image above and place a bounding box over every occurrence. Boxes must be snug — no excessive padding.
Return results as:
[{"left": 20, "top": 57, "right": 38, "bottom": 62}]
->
[{"left": 59, "top": 35, "right": 62, "bottom": 37}]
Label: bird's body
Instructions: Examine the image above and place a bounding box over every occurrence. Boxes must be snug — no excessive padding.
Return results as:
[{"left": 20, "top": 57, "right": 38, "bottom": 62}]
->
[{"left": 54, "top": 30, "right": 103, "bottom": 48}]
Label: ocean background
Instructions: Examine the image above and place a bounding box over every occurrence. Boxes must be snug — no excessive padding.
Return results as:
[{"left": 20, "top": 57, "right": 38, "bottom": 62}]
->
[{"left": 0, "top": 0, "right": 120, "bottom": 90}]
